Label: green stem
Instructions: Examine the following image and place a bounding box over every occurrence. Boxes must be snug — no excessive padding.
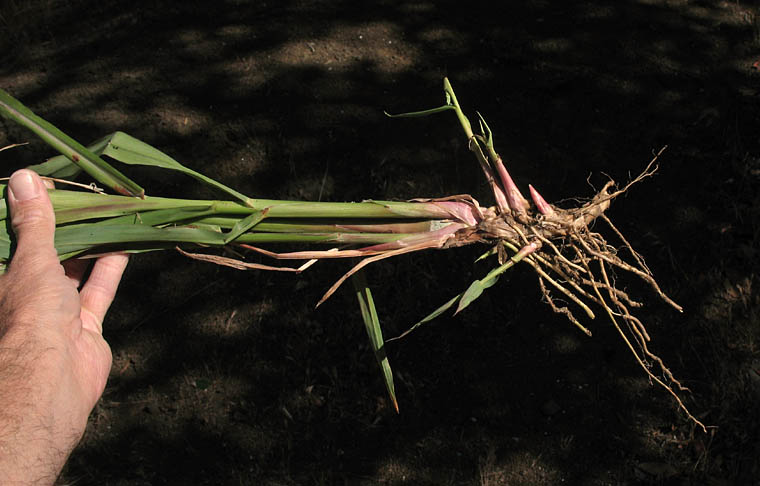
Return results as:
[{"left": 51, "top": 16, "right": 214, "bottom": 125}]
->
[
  {"left": 481, "top": 241, "right": 541, "bottom": 285},
  {"left": 235, "top": 231, "right": 414, "bottom": 245},
  {"left": 176, "top": 217, "right": 441, "bottom": 234},
  {"left": 443, "top": 77, "right": 474, "bottom": 140},
  {"left": 0, "top": 186, "right": 460, "bottom": 224}
]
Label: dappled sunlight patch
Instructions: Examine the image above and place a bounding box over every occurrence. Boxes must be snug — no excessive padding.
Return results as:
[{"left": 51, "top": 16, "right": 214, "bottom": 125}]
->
[
  {"left": 373, "top": 457, "right": 415, "bottom": 483},
  {"left": 0, "top": 71, "right": 45, "bottom": 93},
  {"left": 171, "top": 28, "right": 221, "bottom": 62},
  {"left": 272, "top": 23, "right": 418, "bottom": 73},
  {"left": 487, "top": 450, "right": 562, "bottom": 485},
  {"left": 417, "top": 26, "right": 469, "bottom": 55},
  {"left": 149, "top": 105, "right": 211, "bottom": 136}
]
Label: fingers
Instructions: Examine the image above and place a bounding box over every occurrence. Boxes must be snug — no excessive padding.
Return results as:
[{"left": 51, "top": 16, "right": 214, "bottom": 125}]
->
[
  {"left": 6, "top": 170, "right": 59, "bottom": 272},
  {"left": 79, "top": 254, "right": 129, "bottom": 334},
  {"left": 63, "top": 258, "right": 92, "bottom": 288}
]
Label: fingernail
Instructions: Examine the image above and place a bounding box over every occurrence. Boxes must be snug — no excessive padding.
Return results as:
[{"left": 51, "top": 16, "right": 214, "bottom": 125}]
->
[{"left": 8, "top": 170, "right": 41, "bottom": 201}]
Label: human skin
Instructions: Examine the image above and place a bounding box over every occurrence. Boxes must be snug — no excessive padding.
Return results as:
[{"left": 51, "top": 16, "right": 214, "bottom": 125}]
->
[{"left": 0, "top": 170, "right": 128, "bottom": 485}]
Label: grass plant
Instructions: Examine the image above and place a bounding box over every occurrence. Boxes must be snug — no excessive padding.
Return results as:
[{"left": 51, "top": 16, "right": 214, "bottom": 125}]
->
[{"left": 0, "top": 79, "right": 703, "bottom": 428}]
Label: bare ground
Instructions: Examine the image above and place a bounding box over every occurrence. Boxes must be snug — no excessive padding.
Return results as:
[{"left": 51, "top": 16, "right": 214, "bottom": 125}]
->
[{"left": 1, "top": 1, "right": 760, "bottom": 484}]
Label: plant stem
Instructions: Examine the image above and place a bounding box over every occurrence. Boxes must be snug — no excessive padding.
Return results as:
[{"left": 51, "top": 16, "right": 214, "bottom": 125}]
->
[{"left": 0, "top": 186, "right": 467, "bottom": 224}]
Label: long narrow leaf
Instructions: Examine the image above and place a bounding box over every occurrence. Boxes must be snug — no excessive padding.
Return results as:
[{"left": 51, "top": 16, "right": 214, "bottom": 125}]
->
[
  {"left": 56, "top": 245, "right": 181, "bottom": 263},
  {"left": 388, "top": 293, "right": 462, "bottom": 342},
  {"left": 383, "top": 105, "right": 454, "bottom": 118},
  {"left": 0, "top": 186, "right": 460, "bottom": 224},
  {"left": 92, "top": 207, "right": 215, "bottom": 227},
  {"left": 223, "top": 209, "right": 267, "bottom": 244},
  {"left": 50, "top": 191, "right": 214, "bottom": 225},
  {"left": 28, "top": 155, "right": 82, "bottom": 179},
  {"left": 97, "top": 132, "right": 254, "bottom": 207},
  {"left": 455, "top": 241, "right": 540, "bottom": 314},
  {"left": 27, "top": 136, "right": 111, "bottom": 180},
  {"left": 474, "top": 246, "right": 498, "bottom": 263},
  {"left": 0, "top": 222, "right": 226, "bottom": 261},
  {"left": 0, "top": 89, "right": 144, "bottom": 197},
  {"left": 455, "top": 274, "right": 502, "bottom": 315},
  {"left": 351, "top": 270, "right": 398, "bottom": 413},
  {"left": 52, "top": 223, "right": 225, "bottom": 257}
]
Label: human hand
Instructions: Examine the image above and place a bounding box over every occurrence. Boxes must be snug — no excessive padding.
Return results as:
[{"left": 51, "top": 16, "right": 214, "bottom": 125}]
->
[{"left": 0, "top": 169, "right": 128, "bottom": 485}]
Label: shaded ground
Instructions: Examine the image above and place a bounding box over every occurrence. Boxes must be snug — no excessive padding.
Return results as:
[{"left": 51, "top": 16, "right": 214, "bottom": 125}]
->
[{"left": 1, "top": 0, "right": 760, "bottom": 484}]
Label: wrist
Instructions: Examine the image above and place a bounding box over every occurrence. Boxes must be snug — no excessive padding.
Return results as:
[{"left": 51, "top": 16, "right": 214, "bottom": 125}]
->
[{"left": 0, "top": 334, "right": 89, "bottom": 485}]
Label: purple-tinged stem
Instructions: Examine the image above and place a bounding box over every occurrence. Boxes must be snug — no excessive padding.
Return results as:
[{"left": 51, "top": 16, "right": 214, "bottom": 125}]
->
[
  {"left": 492, "top": 156, "right": 530, "bottom": 215},
  {"left": 491, "top": 183, "right": 511, "bottom": 214},
  {"left": 356, "top": 222, "right": 467, "bottom": 252},
  {"left": 430, "top": 201, "right": 480, "bottom": 226},
  {"left": 528, "top": 184, "right": 555, "bottom": 216}
]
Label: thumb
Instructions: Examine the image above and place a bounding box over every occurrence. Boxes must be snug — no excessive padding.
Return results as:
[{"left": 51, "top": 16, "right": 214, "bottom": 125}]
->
[{"left": 7, "top": 169, "right": 59, "bottom": 268}]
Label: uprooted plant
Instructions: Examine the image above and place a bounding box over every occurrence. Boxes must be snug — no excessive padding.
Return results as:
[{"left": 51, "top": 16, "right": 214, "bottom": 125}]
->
[{"left": 0, "top": 78, "right": 705, "bottom": 431}]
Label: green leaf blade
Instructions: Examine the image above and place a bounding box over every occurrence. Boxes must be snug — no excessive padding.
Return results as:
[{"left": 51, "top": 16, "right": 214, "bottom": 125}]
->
[
  {"left": 383, "top": 105, "right": 455, "bottom": 118},
  {"left": 28, "top": 155, "right": 82, "bottom": 179},
  {"left": 351, "top": 270, "right": 398, "bottom": 413},
  {"left": 99, "top": 132, "right": 253, "bottom": 207},
  {"left": 455, "top": 275, "right": 501, "bottom": 315},
  {"left": 0, "top": 89, "right": 144, "bottom": 197},
  {"left": 53, "top": 223, "right": 225, "bottom": 256},
  {"left": 388, "top": 293, "right": 462, "bottom": 342},
  {"left": 223, "top": 209, "right": 268, "bottom": 244}
]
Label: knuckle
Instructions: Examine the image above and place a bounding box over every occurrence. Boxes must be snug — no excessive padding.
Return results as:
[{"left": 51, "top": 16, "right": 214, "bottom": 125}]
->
[
  {"left": 8, "top": 249, "right": 61, "bottom": 275},
  {"left": 11, "top": 204, "right": 54, "bottom": 231}
]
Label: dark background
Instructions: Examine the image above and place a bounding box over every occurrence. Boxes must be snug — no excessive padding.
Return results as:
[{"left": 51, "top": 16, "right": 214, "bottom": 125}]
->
[{"left": 1, "top": 1, "right": 759, "bottom": 484}]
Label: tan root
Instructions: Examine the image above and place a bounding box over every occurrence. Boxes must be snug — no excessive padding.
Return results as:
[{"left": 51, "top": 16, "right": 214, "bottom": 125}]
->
[{"left": 456, "top": 147, "right": 707, "bottom": 432}]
